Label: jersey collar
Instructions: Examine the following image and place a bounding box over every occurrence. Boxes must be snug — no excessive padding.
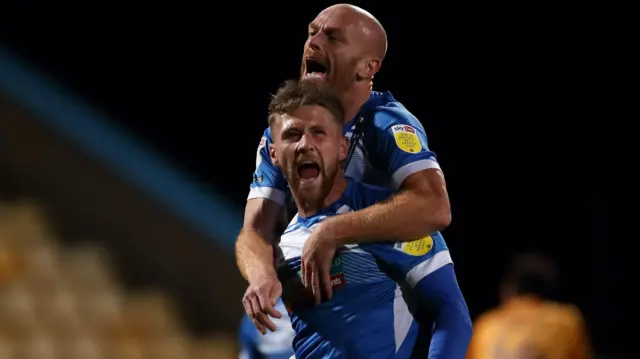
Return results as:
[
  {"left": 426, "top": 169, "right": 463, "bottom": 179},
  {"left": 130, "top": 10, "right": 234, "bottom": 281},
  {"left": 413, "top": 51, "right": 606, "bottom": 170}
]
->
[
  {"left": 295, "top": 178, "right": 356, "bottom": 228},
  {"left": 343, "top": 91, "right": 393, "bottom": 133}
]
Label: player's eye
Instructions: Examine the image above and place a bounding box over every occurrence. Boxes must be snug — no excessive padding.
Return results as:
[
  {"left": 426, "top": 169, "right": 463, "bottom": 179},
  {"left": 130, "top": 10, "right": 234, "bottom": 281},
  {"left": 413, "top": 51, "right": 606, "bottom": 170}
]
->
[
  {"left": 312, "top": 129, "right": 325, "bottom": 135},
  {"left": 282, "top": 130, "right": 300, "bottom": 141}
]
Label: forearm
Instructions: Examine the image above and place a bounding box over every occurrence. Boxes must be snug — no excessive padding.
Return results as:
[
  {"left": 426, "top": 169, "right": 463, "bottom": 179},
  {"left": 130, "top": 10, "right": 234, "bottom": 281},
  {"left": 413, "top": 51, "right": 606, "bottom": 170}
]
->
[
  {"left": 237, "top": 197, "right": 284, "bottom": 281},
  {"left": 236, "top": 228, "right": 277, "bottom": 281},
  {"left": 326, "top": 189, "right": 450, "bottom": 246}
]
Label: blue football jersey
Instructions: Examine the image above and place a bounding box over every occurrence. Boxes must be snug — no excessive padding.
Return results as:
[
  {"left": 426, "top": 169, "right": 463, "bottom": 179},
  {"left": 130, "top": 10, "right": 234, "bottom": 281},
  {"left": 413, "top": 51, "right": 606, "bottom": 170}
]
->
[
  {"left": 277, "top": 179, "right": 453, "bottom": 359},
  {"left": 248, "top": 91, "right": 441, "bottom": 205},
  {"left": 239, "top": 299, "right": 296, "bottom": 359}
]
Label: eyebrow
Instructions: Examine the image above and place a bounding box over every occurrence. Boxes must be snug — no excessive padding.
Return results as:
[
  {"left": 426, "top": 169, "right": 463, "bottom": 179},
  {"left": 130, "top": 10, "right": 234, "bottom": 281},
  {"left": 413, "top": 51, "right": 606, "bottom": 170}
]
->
[
  {"left": 309, "top": 23, "right": 344, "bottom": 38},
  {"left": 281, "top": 123, "right": 328, "bottom": 136},
  {"left": 280, "top": 126, "right": 300, "bottom": 137}
]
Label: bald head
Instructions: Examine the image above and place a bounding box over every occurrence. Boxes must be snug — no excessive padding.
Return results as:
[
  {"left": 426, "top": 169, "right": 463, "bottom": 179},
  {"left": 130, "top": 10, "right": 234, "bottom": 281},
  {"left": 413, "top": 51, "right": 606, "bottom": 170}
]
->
[
  {"left": 318, "top": 4, "right": 387, "bottom": 62},
  {"left": 300, "top": 4, "right": 388, "bottom": 94}
]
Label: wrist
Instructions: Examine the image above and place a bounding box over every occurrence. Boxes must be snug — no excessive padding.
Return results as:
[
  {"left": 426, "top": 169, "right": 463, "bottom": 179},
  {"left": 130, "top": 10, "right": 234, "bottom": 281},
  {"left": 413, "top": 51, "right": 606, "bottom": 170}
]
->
[
  {"left": 247, "top": 261, "right": 278, "bottom": 283},
  {"left": 320, "top": 220, "right": 348, "bottom": 247}
]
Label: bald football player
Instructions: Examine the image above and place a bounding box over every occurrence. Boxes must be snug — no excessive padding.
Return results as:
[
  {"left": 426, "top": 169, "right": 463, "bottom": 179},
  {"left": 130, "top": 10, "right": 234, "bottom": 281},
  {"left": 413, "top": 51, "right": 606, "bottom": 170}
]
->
[{"left": 237, "top": 4, "right": 468, "bottom": 358}]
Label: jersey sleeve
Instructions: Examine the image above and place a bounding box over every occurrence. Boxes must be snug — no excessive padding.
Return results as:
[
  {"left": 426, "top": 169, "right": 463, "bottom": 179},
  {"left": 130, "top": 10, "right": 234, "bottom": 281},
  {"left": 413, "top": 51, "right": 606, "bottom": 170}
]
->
[
  {"left": 359, "top": 236, "right": 471, "bottom": 359},
  {"left": 358, "top": 232, "right": 452, "bottom": 288},
  {"left": 247, "top": 128, "right": 288, "bottom": 205},
  {"left": 239, "top": 314, "right": 260, "bottom": 359},
  {"left": 370, "top": 107, "right": 442, "bottom": 189}
]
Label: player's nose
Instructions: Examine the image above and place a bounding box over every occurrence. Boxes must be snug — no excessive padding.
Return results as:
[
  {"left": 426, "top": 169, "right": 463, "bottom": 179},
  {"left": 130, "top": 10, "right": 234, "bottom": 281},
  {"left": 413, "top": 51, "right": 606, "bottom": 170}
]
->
[
  {"left": 308, "top": 33, "right": 324, "bottom": 52},
  {"left": 296, "top": 133, "right": 315, "bottom": 153}
]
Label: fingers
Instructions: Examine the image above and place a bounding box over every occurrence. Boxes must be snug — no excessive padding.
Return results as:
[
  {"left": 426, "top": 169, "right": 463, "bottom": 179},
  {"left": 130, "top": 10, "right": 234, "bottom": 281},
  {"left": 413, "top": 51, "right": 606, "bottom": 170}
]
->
[
  {"left": 258, "top": 293, "right": 282, "bottom": 320},
  {"left": 269, "top": 282, "right": 284, "bottom": 317},
  {"left": 263, "top": 301, "right": 283, "bottom": 319},
  {"left": 243, "top": 286, "right": 281, "bottom": 335},
  {"left": 256, "top": 311, "right": 277, "bottom": 333},
  {"left": 303, "top": 258, "right": 312, "bottom": 291},
  {"left": 319, "top": 261, "right": 333, "bottom": 302},
  {"left": 254, "top": 292, "right": 278, "bottom": 332},
  {"left": 302, "top": 257, "right": 321, "bottom": 305},
  {"left": 243, "top": 295, "right": 267, "bottom": 335},
  {"left": 303, "top": 255, "right": 335, "bottom": 304},
  {"left": 311, "top": 268, "right": 321, "bottom": 305}
]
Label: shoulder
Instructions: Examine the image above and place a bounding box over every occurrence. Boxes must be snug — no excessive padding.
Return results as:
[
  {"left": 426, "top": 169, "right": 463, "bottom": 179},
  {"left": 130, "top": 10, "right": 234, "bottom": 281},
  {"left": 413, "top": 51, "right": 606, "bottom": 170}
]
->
[
  {"left": 255, "top": 127, "right": 272, "bottom": 150},
  {"left": 545, "top": 301, "right": 587, "bottom": 327},
  {"left": 263, "top": 127, "right": 273, "bottom": 141},
  {"left": 361, "top": 181, "right": 394, "bottom": 200},
  {"left": 472, "top": 307, "right": 503, "bottom": 334},
  {"left": 346, "top": 179, "right": 394, "bottom": 209},
  {"left": 370, "top": 92, "right": 424, "bottom": 131}
]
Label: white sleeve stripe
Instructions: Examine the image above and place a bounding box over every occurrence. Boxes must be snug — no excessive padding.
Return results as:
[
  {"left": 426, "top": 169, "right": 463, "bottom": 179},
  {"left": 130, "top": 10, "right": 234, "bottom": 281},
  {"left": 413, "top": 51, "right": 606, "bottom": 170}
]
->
[
  {"left": 391, "top": 159, "right": 441, "bottom": 189},
  {"left": 405, "top": 250, "right": 453, "bottom": 288},
  {"left": 247, "top": 187, "right": 286, "bottom": 205},
  {"left": 392, "top": 285, "right": 413, "bottom": 353}
]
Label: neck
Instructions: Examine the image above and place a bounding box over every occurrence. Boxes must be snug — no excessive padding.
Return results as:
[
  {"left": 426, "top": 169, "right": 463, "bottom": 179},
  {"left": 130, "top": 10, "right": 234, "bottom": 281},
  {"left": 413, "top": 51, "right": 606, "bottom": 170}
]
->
[
  {"left": 294, "top": 174, "right": 348, "bottom": 218},
  {"left": 340, "top": 83, "right": 372, "bottom": 124}
]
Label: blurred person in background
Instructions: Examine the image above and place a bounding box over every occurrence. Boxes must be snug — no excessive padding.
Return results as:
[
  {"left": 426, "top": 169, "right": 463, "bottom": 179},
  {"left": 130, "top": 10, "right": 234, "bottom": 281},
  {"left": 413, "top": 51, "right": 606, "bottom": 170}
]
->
[
  {"left": 466, "top": 253, "right": 593, "bottom": 359},
  {"left": 236, "top": 4, "right": 452, "bottom": 355},
  {"left": 257, "top": 79, "right": 470, "bottom": 358}
]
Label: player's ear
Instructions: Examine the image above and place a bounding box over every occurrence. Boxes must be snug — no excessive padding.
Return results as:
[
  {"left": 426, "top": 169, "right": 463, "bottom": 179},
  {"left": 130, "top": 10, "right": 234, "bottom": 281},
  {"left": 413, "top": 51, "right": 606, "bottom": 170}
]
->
[
  {"left": 338, "top": 136, "right": 348, "bottom": 161},
  {"left": 269, "top": 144, "right": 279, "bottom": 166},
  {"left": 356, "top": 58, "right": 381, "bottom": 81}
]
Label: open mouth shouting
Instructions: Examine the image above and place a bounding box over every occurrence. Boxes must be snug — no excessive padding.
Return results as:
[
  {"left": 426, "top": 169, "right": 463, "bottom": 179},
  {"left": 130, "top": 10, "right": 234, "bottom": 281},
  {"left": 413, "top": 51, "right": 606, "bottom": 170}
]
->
[
  {"left": 304, "top": 57, "right": 329, "bottom": 80},
  {"left": 296, "top": 160, "right": 321, "bottom": 184}
]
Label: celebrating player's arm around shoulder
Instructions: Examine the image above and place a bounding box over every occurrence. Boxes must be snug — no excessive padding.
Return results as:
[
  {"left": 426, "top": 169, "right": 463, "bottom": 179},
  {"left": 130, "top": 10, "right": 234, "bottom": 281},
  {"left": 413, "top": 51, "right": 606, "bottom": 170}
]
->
[{"left": 236, "top": 1, "right": 455, "bottom": 344}]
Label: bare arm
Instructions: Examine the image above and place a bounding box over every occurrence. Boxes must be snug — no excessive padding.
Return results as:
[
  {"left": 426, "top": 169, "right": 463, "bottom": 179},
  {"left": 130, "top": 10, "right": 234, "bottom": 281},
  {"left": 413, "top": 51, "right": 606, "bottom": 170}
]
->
[
  {"left": 322, "top": 168, "right": 451, "bottom": 246},
  {"left": 236, "top": 198, "right": 284, "bottom": 281}
]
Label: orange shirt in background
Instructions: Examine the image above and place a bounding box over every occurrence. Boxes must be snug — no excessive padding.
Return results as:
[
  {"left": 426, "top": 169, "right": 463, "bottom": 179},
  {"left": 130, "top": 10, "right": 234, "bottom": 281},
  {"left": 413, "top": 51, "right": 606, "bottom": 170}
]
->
[{"left": 466, "top": 296, "right": 592, "bottom": 359}]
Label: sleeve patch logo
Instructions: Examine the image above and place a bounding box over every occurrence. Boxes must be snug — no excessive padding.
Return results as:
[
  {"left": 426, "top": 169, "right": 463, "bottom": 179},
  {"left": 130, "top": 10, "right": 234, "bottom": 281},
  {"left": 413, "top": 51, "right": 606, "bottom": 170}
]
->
[
  {"left": 391, "top": 125, "right": 422, "bottom": 153},
  {"left": 394, "top": 236, "right": 433, "bottom": 256}
]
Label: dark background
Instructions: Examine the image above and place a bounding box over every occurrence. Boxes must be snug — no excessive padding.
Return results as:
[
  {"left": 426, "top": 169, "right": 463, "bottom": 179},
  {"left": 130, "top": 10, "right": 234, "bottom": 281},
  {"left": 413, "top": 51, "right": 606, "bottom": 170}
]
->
[{"left": 0, "top": 2, "right": 635, "bottom": 356}]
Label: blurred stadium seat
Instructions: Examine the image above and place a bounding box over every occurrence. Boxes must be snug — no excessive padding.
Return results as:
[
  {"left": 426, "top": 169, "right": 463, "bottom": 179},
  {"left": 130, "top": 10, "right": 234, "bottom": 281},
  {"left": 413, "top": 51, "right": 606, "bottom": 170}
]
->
[{"left": 0, "top": 200, "right": 238, "bottom": 359}]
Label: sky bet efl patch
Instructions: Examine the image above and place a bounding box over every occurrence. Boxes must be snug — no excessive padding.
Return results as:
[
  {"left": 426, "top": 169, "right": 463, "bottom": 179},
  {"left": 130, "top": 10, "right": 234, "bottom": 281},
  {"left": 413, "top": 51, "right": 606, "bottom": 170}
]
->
[
  {"left": 394, "top": 236, "right": 434, "bottom": 256},
  {"left": 329, "top": 254, "right": 346, "bottom": 289},
  {"left": 391, "top": 125, "right": 422, "bottom": 153}
]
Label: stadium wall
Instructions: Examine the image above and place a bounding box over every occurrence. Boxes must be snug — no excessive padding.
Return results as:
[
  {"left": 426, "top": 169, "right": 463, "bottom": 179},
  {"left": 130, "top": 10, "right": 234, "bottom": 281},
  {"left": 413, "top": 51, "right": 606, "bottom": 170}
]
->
[{"left": 0, "top": 48, "right": 246, "bottom": 334}]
